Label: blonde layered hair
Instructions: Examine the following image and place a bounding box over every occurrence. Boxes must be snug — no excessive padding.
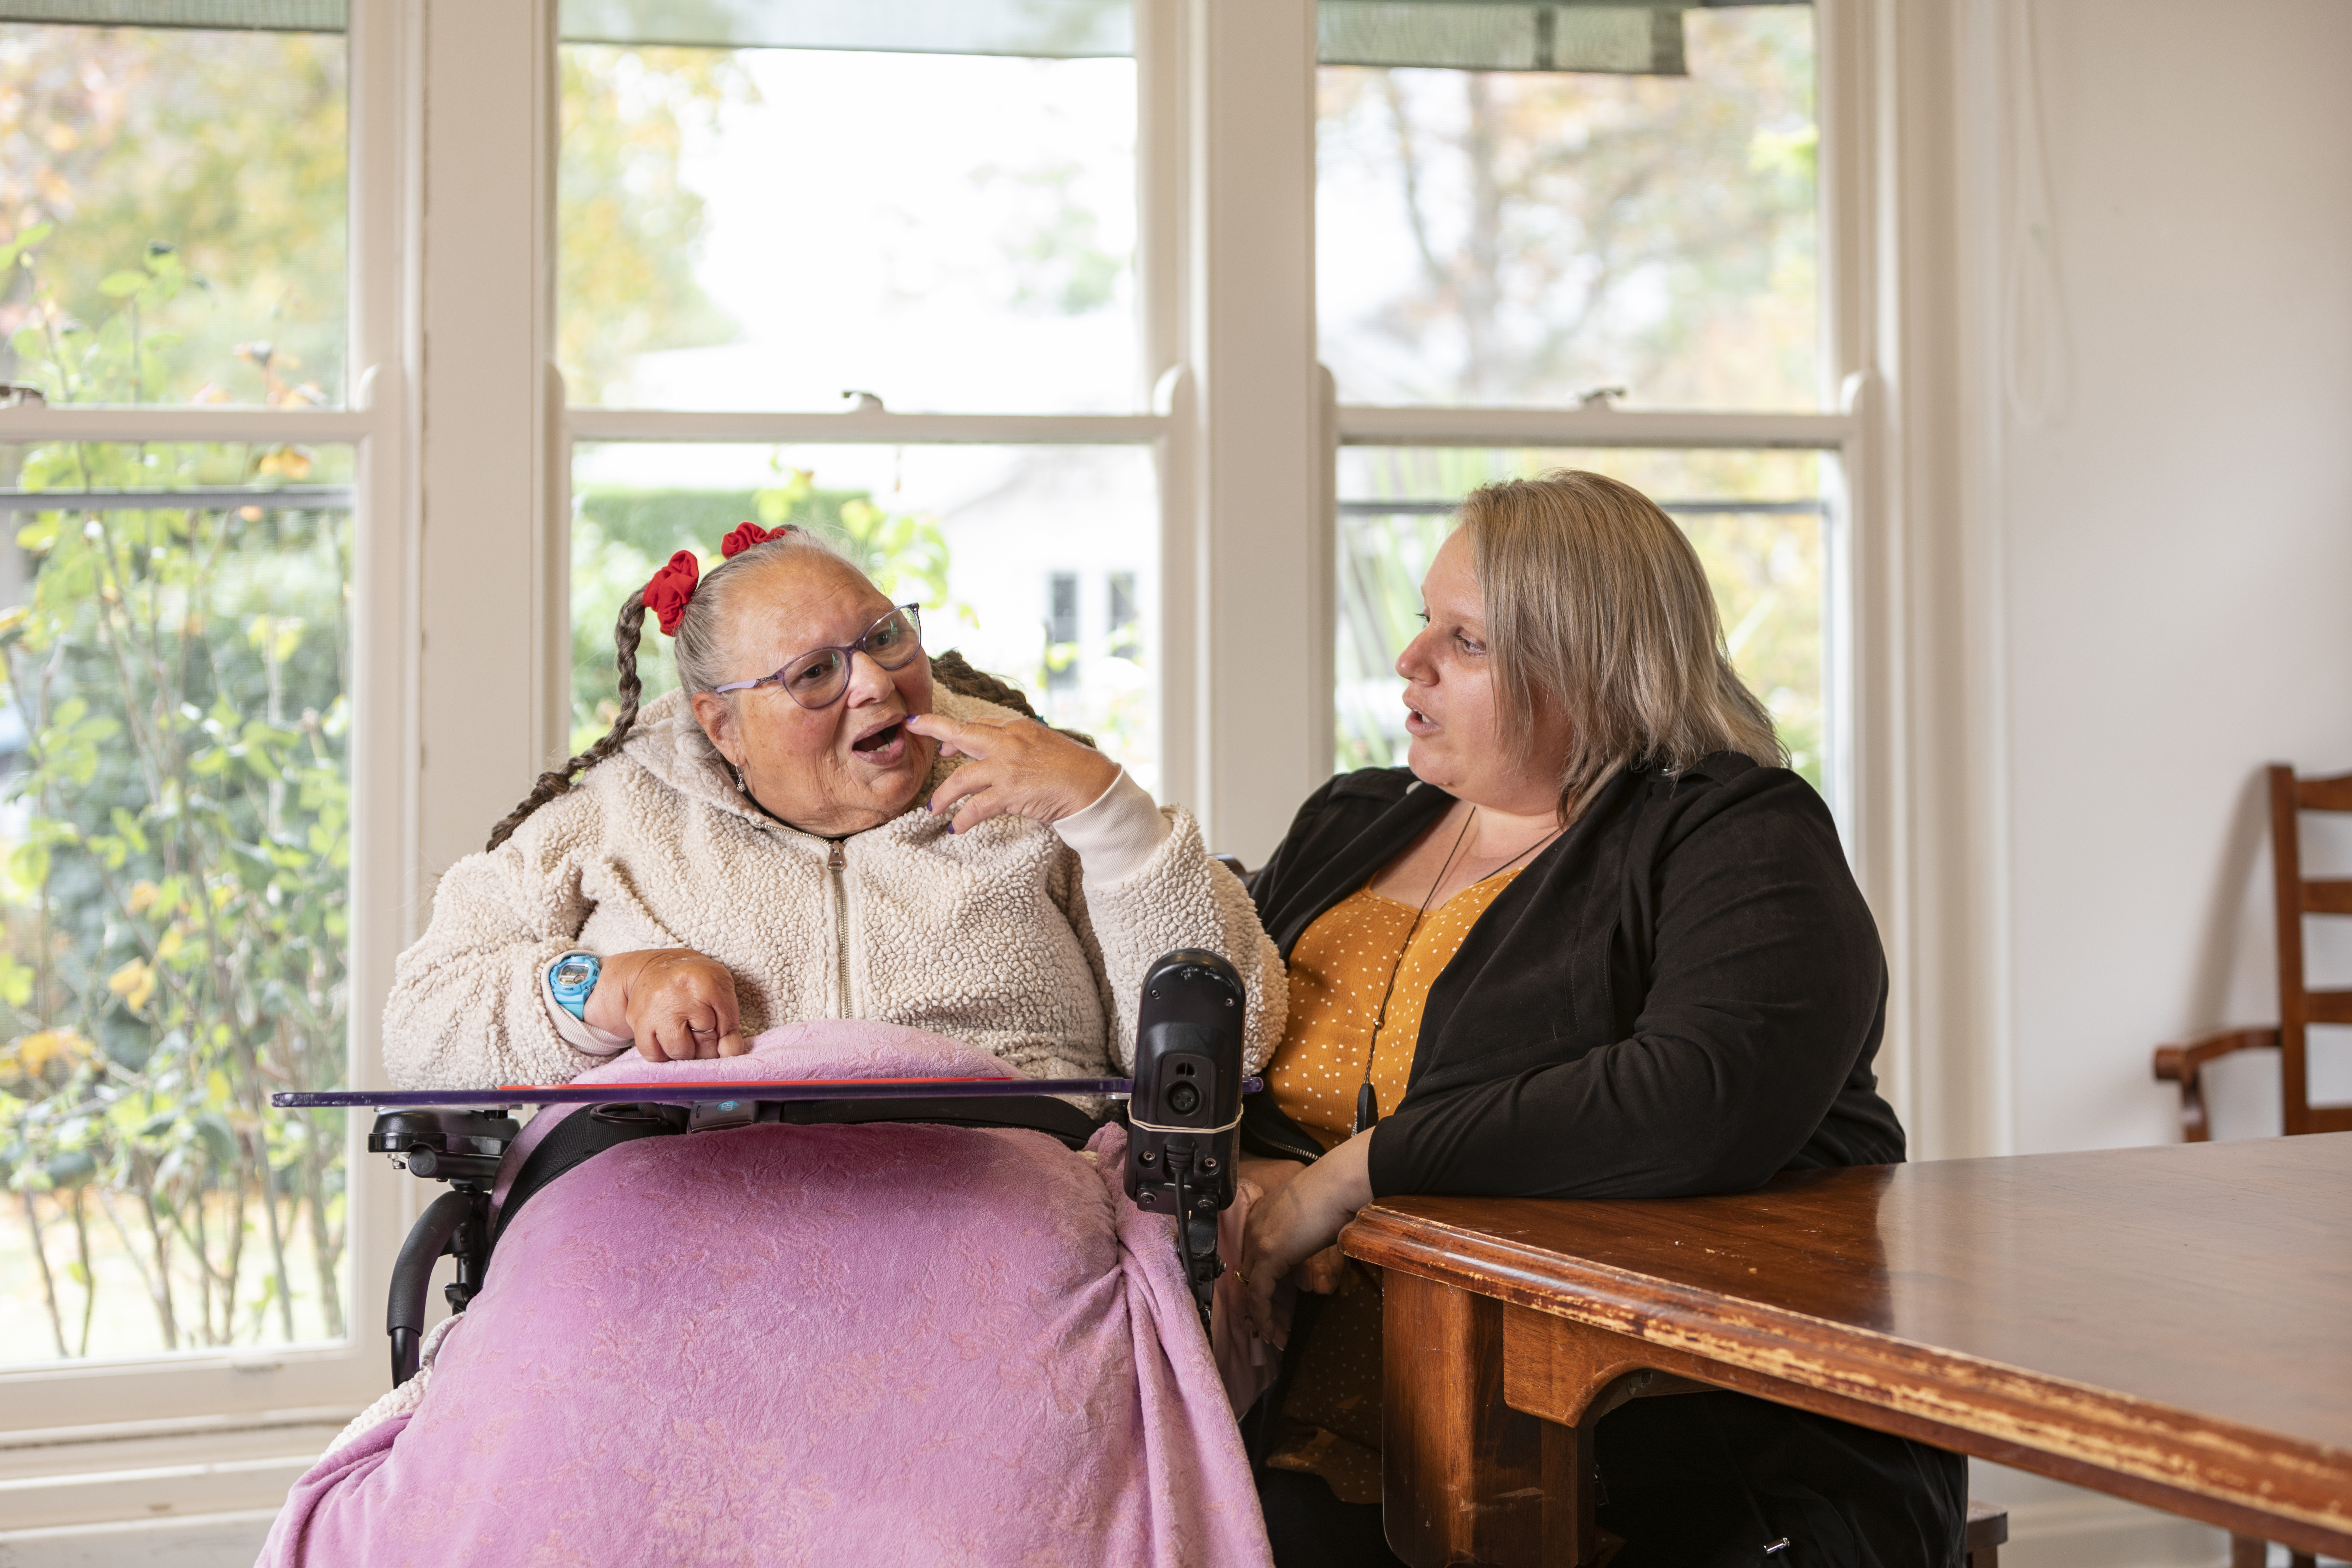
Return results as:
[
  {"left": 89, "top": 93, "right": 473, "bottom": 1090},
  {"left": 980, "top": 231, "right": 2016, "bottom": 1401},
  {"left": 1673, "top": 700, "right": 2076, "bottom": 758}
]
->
[{"left": 1458, "top": 469, "right": 1784, "bottom": 823}]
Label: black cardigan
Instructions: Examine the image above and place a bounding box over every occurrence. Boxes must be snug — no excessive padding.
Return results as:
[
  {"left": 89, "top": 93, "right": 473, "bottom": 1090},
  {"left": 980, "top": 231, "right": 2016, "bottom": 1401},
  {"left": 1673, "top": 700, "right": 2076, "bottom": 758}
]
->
[
  {"left": 1244, "top": 759, "right": 1966, "bottom": 1566},
  {"left": 1246, "top": 754, "right": 1906, "bottom": 1198}
]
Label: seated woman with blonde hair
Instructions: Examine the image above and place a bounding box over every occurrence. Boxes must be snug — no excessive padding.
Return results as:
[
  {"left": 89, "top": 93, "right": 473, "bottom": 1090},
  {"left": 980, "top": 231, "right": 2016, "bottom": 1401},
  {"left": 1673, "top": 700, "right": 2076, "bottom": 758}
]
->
[{"left": 1232, "top": 472, "right": 1964, "bottom": 1567}]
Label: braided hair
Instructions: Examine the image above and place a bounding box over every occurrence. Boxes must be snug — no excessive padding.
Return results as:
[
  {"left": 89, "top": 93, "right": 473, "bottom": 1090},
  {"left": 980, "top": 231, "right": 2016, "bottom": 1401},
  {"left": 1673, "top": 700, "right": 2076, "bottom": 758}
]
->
[{"left": 484, "top": 592, "right": 653, "bottom": 851}]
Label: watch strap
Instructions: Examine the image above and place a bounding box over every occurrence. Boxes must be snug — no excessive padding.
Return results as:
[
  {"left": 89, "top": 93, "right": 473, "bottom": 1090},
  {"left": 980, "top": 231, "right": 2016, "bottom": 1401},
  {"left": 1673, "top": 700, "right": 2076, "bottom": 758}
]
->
[{"left": 547, "top": 951, "right": 600, "bottom": 1021}]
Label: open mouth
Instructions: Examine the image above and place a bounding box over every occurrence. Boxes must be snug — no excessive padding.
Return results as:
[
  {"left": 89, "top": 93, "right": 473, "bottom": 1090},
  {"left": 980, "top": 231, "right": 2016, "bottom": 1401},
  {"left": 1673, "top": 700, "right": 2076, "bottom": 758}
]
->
[{"left": 851, "top": 719, "right": 906, "bottom": 758}]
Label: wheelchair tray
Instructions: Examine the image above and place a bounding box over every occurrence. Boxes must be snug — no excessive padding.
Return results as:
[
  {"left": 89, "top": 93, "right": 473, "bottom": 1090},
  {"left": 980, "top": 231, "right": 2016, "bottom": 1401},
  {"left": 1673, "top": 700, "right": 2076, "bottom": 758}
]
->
[{"left": 272, "top": 1075, "right": 1262, "bottom": 1109}]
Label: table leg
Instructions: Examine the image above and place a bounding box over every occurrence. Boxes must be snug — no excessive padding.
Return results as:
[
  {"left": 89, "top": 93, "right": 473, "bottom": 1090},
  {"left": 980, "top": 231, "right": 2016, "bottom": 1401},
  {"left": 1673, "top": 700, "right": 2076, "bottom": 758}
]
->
[
  {"left": 1381, "top": 1272, "right": 1729, "bottom": 1567},
  {"left": 1381, "top": 1269, "right": 1589, "bottom": 1568}
]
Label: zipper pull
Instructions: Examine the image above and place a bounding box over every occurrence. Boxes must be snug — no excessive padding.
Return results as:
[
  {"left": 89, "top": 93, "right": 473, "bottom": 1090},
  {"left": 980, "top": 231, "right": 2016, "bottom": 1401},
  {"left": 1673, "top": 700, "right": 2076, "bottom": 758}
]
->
[{"left": 827, "top": 839, "right": 845, "bottom": 871}]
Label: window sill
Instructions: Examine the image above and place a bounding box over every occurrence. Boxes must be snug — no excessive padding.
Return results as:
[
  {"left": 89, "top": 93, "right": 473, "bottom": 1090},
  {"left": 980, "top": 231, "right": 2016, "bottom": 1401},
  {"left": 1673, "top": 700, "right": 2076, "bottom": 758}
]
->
[{"left": 0, "top": 1407, "right": 352, "bottom": 1533}]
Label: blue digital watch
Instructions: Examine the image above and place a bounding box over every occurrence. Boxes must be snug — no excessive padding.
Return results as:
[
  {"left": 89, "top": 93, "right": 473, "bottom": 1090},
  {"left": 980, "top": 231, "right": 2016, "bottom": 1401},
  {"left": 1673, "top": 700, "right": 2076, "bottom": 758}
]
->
[{"left": 548, "top": 952, "right": 601, "bottom": 1021}]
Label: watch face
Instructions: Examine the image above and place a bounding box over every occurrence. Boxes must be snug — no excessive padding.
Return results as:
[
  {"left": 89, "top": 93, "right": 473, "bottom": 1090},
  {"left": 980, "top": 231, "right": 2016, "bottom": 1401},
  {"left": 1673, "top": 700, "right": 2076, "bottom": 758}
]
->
[{"left": 555, "top": 958, "right": 596, "bottom": 990}]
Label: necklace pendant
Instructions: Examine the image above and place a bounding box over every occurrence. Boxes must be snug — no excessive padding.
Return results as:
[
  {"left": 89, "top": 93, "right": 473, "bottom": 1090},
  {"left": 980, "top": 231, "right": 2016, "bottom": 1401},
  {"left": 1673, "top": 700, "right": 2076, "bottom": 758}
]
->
[{"left": 1354, "top": 1080, "right": 1380, "bottom": 1135}]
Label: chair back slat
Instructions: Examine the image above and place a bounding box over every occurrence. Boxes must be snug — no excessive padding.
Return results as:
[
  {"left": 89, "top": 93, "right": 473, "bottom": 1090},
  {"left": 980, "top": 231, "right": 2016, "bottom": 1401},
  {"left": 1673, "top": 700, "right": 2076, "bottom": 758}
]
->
[
  {"left": 2269, "top": 763, "right": 2352, "bottom": 1136},
  {"left": 2304, "top": 879, "right": 2352, "bottom": 915},
  {"left": 2305, "top": 991, "right": 2352, "bottom": 1027},
  {"left": 2294, "top": 771, "right": 2352, "bottom": 812}
]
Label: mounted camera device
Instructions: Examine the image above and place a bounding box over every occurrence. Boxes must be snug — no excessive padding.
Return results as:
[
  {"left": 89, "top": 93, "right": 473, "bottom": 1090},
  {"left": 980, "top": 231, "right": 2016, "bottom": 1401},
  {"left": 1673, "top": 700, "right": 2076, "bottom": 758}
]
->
[{"left": 1123, "top": 948, "right": 1246, "bottom": 1322}]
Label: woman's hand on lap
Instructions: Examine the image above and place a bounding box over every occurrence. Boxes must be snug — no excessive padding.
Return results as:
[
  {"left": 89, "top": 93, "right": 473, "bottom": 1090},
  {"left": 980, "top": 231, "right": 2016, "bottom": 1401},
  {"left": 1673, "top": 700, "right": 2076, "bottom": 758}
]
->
[
  {"left": 587, "top": 948, "right": 748, "bottom": 1062},
  {"left": 1236, "top": 1133, "right": 1375, "bottom": 1346},
  {"left": 907, "top": 712, "right": 1121, "bottom": 834}
]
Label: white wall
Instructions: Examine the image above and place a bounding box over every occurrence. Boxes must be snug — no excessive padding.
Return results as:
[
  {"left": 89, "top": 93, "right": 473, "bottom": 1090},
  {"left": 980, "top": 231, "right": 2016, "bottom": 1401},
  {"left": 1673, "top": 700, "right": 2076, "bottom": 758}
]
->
[
  {"left": 1973, "top": 0, "right": 2352, "bottom": 1156},
  {"left": 1952, "top": 5, "right": 2352, "bottom": 1562}
]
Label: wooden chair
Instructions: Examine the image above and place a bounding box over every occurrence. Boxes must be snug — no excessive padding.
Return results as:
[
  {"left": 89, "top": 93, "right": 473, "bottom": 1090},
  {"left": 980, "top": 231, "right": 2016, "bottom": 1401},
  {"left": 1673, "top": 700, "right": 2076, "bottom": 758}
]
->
[
  {"left": 2151, "top": 765, "right": 2346, "bottom": 1568},
  {"left": 2232, "top": 1538, "right": 2318, "bottom": 1568},
  {"left": 2154, "top": 764, "right": 2352, "bottom": 1141},
  {"left": 1964, "top": 1499, "right": 2008, "bottom": 1567}
]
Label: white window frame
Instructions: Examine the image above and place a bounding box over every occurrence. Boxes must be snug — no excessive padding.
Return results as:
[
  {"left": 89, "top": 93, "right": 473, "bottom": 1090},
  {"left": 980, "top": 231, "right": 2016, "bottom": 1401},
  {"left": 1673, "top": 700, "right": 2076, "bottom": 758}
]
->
[
  {"left": 3, "top": 0, "right": 1990, "bottom": 1476},
  {"left": 0, "top": 0, "right": 420, "bottom": 1444},
  {"left": 1299, "top": 0, "right": 1913, "bottom": 1132},
  {"left": 546, "top": 0, "right": 1342, "bottom": 881}
]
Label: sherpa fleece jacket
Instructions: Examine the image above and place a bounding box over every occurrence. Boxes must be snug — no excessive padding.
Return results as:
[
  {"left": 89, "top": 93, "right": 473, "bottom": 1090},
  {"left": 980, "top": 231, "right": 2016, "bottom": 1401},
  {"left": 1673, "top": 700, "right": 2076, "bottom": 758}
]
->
[{"left": 383, "top": 685, "right": 1286, "bottom": 1090}]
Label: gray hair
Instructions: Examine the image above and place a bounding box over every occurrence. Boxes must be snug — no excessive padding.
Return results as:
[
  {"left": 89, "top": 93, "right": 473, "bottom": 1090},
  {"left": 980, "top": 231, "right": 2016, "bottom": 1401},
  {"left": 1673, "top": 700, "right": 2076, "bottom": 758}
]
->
[
  {"left": 483, "top": 525, "right": 849, "bottom": 850},
  {"left": 670, "top": 528, "right": 848, "bottom": 698}
]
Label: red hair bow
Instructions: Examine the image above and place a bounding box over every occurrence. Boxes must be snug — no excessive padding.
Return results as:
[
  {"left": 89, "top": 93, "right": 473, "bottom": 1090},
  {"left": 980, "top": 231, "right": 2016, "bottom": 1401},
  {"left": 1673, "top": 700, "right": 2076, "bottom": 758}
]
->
[
  {"left": 642, "top": 524, "right": 803, "bottom": 636},
  {"left": 642, "top": 550, "right": 700, "bottom": 637},
  {"left": 722, "top": 521, "right": 796, "bottom": 558}
]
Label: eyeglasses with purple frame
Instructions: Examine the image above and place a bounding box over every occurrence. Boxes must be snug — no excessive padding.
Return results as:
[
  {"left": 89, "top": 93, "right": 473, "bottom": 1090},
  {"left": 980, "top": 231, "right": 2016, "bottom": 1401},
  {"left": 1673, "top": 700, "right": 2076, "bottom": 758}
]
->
[{"left": 706, "top": 604, "right": 925, "bottom": 710}]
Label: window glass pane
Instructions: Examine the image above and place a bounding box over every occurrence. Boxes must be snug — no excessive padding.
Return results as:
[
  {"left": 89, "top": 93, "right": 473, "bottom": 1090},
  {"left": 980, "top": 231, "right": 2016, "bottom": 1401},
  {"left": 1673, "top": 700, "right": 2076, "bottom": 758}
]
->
[
  {"left": 1317, "top": 6, "right": 1818, "bottom": 410},
  {"left": 0, "top": 22, "right": 349, "bottom": 407},
  {"left": 1337, "top": 446, "right": 1827, "bottom": 790},
  {"left": 571, "top": 443, "right": 1160, "bottom": 792},
  {"left": 0, "top": 440, "right": 353, "bottom": 1365},
  {"left": 558, "top": 42, "right": 1138, "bottom": 413}
]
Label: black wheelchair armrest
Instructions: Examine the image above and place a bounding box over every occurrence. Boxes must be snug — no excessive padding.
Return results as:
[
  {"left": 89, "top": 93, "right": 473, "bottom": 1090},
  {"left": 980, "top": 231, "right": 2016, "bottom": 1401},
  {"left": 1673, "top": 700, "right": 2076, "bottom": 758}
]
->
[
  {"left": 372, "top": 1109, "right": 518, "bottom": 1385},
  {"left": 389, "top": 1188, "right": 480, "bottom": 1385}
]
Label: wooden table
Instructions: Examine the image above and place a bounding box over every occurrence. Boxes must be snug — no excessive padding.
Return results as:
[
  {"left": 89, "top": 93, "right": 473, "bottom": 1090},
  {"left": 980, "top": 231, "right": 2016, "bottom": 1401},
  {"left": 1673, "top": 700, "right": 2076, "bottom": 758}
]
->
[{"left": 1341, "top": 1133, "right": 2352, "bottom": 1568}]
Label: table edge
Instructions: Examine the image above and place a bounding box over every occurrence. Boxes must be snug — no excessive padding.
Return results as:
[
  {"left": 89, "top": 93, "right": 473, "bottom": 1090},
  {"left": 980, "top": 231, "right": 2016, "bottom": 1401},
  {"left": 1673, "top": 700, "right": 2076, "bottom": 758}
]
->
[{"left": 1342, "top": 1202, "right": 2352, "bottom": 1539}]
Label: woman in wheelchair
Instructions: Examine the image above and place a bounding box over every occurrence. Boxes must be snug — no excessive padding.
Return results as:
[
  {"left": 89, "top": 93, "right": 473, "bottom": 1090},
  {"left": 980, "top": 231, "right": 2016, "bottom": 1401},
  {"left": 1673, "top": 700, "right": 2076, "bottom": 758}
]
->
[
  {"left": 382, "top": 519, "right": 1281, "bottom": 1088},
  {"left": 262, "top": 524, "right": 1287, "bottom": 1566}
]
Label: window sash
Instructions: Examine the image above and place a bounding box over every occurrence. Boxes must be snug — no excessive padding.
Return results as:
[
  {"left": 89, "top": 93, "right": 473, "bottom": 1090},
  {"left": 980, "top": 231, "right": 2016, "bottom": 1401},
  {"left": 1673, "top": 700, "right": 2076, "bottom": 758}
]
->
[
  {"left": 0, "top": 0, "right": 407, "bottom": 1433},
  {"left": 1330, "top": 407, "right": 1861, "bottom": 845}
]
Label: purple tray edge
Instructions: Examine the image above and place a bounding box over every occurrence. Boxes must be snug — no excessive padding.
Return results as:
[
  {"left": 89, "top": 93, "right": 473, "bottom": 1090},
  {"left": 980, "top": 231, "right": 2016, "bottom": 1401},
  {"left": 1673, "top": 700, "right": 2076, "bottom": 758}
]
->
[{"left": 273, "top": 1076, "right": 1264, "bottom": 1109}]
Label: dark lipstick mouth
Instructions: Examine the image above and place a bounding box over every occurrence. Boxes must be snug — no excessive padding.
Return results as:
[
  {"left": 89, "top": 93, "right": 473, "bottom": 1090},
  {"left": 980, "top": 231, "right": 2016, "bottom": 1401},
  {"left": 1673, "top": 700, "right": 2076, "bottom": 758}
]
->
[{"left": 851, "top": 719, "right": 905, "bottom": 755}]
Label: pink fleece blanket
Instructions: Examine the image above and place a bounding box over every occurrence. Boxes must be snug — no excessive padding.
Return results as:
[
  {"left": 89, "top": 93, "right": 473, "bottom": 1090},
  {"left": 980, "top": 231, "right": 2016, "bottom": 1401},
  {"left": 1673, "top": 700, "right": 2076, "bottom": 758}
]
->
[{"left": 261, "top": 1025, "right": 1271, "bottom": 1567}]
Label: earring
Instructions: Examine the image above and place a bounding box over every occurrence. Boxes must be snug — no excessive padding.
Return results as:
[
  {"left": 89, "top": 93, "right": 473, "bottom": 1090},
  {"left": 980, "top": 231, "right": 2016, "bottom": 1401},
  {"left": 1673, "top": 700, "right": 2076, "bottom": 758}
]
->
[{"left": 730, "top": 763, "right": 748, "bottom": 795}]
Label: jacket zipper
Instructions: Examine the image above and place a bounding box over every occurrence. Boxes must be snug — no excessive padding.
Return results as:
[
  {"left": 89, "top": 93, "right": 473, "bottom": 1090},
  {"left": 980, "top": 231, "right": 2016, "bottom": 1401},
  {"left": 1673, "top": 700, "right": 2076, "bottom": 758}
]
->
[{"left": 827, "top": 837, "right": 853, "bottom": 1019}]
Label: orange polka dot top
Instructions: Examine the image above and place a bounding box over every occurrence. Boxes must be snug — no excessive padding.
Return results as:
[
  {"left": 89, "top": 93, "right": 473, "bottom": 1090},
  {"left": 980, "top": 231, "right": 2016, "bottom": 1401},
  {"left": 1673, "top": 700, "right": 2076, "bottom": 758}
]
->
[{"left": 1264, "top": 868, "right": 1528, "bottom": 1151}]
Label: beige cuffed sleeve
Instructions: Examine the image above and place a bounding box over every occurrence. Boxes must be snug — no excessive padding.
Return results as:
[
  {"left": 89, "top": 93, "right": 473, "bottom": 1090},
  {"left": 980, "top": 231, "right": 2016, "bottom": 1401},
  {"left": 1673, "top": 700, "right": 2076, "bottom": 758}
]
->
[
  {"left": 382, "top": 792, "right": 637, "bottom": 1089},
  {"left": 1065, "top": 804, "right": 1286, "bottom": 1077}
]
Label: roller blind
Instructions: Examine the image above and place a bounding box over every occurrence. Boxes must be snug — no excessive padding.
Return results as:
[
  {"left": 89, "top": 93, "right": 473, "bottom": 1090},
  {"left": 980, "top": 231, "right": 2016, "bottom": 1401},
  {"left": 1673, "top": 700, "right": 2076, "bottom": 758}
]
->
[
  {"left": 557, "top": 0, "right": 1134, "bottom": 58},
  {"left": 0, "top": 0, "right": 1132, "bottom": 50},
  {"left": 1322, "top": 0, "right": 1808, "bottom": 77},
  {"left": 0, "top": 0, "right": 1802, "bottom": 75},
  {"left": 0, "top": 0, "right": 343, "bottom": 27},
  {"left": 1324, "top": 3, "right": 1685, "bottom": 75}
]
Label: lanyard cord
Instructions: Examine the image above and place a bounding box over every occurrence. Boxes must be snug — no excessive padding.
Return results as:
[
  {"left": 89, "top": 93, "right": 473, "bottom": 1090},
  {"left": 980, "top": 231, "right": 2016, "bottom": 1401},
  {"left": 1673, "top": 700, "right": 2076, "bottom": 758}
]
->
[{"left": 1352, "top": 808, "right": 1563, "bottom": 1135}]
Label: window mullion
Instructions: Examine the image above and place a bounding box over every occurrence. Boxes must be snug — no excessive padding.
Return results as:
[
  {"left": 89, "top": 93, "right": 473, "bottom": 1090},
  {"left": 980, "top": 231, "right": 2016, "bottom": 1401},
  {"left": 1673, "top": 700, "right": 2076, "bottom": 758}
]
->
[{"left": 1186, "top": 0, "right": 1325, "bottom": 864}]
